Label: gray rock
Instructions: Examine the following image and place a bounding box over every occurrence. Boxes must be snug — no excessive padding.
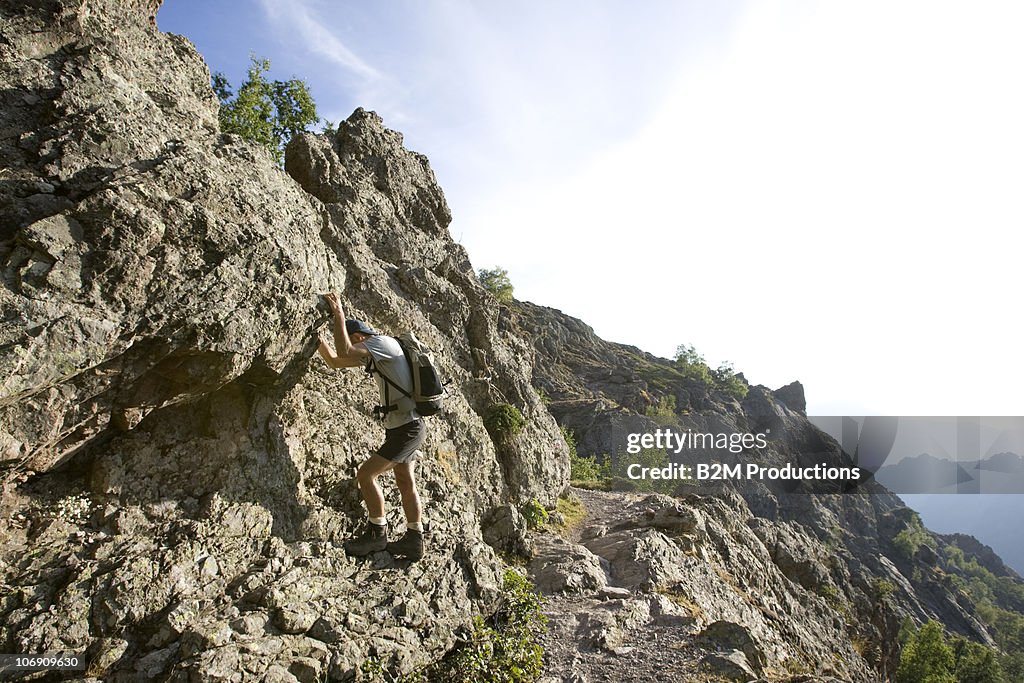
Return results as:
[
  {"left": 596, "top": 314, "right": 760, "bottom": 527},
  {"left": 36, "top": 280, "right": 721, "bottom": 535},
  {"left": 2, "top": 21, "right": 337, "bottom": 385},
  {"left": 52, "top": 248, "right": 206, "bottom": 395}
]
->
[
  {"left": 274, "top": 604, "right": 319, "bottom": 634},
  {"left": 701, "top": 649, "right": 758, "bottom": 682},
  {"left": 531, "top": 535, "right": 607, "bottom": 595},
  {"left": 481, "top": 504, "right": 532, "bottom": 557},
  {"left": 0, "top": 0, "right": 567, "bottom": 677},
  {"left": 698, "top": 620, "right": 767, "bottom": 674}
]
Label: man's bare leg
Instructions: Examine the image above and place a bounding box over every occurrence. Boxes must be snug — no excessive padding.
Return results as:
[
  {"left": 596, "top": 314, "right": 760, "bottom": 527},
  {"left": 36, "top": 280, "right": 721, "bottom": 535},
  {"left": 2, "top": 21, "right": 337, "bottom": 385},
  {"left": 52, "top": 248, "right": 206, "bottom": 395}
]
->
[
  {"left": 393, "top": 461, "right": 421, "bottom": 524},
  {"left": 388, "top": 458, "right": 425, "bottom": 560},
  {"left": 356, "top": 454, "right": 396, "bottom": 519},
  {"left": 345, "top": 454, "right": 396, "bottom": 556}
]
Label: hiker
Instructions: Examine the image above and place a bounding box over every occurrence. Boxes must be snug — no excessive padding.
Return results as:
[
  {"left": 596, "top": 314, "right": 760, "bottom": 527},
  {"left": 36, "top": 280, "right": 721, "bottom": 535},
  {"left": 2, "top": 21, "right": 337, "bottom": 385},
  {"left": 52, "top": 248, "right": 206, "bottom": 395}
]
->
[{"left": 316, "top": 292, "right": 426, "bottom": 561}]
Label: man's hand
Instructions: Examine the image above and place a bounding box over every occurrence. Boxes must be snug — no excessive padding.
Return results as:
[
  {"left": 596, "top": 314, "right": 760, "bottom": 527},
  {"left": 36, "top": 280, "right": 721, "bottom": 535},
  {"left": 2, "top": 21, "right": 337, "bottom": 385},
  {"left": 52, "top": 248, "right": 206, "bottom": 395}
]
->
[{"left": 322, "top": 292, "right": 344, "bottom": 321}]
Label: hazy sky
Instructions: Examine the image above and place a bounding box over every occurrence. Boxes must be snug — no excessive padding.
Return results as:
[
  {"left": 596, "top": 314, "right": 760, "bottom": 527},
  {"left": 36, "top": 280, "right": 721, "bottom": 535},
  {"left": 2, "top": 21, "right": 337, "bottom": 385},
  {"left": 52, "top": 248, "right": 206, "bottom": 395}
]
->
[{"left": 158, "top": 1, "right": 1024, "bottom": 416}]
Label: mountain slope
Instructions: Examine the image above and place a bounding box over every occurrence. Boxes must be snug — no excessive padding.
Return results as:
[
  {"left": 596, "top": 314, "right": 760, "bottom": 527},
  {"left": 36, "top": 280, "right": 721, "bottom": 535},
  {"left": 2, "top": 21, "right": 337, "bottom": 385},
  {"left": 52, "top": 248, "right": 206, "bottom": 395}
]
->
[{"left": 1, "top": 1, "right": 566, "bottom": 679}]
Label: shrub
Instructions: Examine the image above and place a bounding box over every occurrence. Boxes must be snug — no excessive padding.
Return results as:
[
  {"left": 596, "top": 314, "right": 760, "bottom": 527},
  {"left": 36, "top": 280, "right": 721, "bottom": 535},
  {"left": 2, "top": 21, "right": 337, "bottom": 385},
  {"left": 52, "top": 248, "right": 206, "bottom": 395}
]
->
[
  {"left": 563, "top": 428, "right": 610, "bottom": 484},
  {"left": 485, "top": 403, "right": 526, "bottom": 441},
  {"left": 569, "top": 452, "right": 608, "bottom": 484},
  {"left": 520, "top": 499, "right": 548, "bottom": 530},
  {"left": 896, "top": 620, "right": 1006, "bottom": 683},
  {"left": 711, "top": 362, "right": 749, "bottom": 400},
  {"left": 674, "top": 343, "right": 748, "bottom": 398},
  {"left": 478, "top": 267, "right": 514, "bottom": 303},
  {"left": 609, "top": 448, "right": 676, "bottom": 494},
  {"left": 874, "top": 578, "right": 897, "bottom": 602},
  {"left": 441, "top": 569, "right": 547, "bottom": 682},
  {"left": 892, "top": 513, "right": 936, "bottom": 561},
  {"left": 644, "top": 394, "right": 678, "bottom": 426}
]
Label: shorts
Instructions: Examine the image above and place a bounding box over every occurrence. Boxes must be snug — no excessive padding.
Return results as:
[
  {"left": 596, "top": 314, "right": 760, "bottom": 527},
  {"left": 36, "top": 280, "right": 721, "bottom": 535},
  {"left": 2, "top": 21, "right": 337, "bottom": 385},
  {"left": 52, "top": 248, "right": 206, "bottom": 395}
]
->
[{"left": 377, "top": 419, "right": 425, "bottom": 463}]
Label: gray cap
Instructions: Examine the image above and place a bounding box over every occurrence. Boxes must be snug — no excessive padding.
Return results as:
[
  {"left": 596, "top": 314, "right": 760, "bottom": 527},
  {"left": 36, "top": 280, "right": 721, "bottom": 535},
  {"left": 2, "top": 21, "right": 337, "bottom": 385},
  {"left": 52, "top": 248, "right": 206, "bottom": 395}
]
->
[{"left": 345, "top": 319, "right": 377, "bottom": 336}]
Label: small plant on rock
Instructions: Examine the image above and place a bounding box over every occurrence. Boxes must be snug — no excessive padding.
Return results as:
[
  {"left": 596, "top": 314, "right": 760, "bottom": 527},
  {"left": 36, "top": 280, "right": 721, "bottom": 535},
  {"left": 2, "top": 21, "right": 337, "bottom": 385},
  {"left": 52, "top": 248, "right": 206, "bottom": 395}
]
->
[
  {"left": 484, "top": 403, "right": 526, "bottom": 442},
  {"left": 437, "top": 569, "right": 547, "bottom": 682},
  {"left": 520, "top": 499, "right": 548, "bottom": 530}
]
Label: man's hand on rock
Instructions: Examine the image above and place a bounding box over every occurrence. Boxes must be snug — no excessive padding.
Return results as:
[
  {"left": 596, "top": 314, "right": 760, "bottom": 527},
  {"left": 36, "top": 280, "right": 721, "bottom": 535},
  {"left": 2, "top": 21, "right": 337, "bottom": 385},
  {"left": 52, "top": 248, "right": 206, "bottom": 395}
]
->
[{"left": 322, "top": 292, "right": 344, "bottom": 320}]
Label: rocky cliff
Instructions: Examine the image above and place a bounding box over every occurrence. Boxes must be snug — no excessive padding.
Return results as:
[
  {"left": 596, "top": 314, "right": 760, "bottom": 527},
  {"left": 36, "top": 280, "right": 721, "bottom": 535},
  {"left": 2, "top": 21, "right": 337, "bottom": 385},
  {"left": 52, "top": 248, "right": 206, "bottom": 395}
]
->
[
  {"left": 514, "top": 301, "right": 1021, "bottom": 681},
  {"left": 1, "top": 1, "right": 566, "bottom": 679},
  {"left": 2, "top": 1, "right": 1021, "bottom": 682}
]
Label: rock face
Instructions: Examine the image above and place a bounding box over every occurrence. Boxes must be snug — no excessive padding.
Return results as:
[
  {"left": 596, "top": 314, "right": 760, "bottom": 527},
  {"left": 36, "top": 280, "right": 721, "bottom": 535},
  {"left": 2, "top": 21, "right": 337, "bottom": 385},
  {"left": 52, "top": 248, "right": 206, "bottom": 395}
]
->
[
  {"left": 1, "top": 0, "right": 566, "bottom": 679},
  {"left": 1, "top": 1, "right": 1020, "bottom": 681}
]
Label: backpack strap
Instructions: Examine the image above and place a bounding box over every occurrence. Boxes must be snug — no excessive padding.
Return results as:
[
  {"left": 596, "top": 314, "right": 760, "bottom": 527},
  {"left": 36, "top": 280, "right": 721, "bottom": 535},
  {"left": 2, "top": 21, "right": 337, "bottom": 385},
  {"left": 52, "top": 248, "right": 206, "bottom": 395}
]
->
[{"left": 365, "top": 352, "right": 411, "bottom": 420}]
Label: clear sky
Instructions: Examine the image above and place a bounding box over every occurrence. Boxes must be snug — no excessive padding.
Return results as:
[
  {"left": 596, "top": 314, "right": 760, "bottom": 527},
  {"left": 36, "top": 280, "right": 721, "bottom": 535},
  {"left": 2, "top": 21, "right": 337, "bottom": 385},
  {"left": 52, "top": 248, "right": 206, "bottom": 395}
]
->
[{"left": 158, "top": 1, "right": 1024, "bottom": 416}]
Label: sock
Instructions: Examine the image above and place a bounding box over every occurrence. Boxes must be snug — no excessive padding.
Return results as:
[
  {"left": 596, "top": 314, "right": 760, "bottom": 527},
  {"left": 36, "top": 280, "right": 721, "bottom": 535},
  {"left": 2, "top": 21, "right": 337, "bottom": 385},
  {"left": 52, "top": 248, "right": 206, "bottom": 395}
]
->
[
  {"left": 369, "top": 516, "right": 386, "bottom": 527},
  {"left": 407, "top": 521, "right": 423, "bottom": 532}
]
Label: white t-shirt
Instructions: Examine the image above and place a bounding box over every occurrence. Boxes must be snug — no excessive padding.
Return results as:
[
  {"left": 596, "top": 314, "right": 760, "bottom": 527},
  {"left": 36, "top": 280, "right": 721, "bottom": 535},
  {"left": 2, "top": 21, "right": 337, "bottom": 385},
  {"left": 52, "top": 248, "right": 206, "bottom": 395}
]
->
[{"left": 361, "top": 335, "right": 419, "bottom": 429}]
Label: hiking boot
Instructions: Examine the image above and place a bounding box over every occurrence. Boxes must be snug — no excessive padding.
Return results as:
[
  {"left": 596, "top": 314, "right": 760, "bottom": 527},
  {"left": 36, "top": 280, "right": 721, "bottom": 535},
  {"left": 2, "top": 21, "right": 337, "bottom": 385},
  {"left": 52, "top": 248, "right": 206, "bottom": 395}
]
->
[
  {"left": 344, "top": 523, "right": 387, "bottom": 556},
  {"left": 386, "top": 529, "right": 424, "bottom": 561}
]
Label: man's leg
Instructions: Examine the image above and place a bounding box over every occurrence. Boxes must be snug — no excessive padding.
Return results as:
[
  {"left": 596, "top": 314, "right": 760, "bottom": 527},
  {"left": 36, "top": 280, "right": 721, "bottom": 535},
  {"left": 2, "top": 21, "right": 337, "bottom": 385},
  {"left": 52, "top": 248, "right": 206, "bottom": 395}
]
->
[
  {"left": 356, "top": 454, "right": 396, "bottom": 519},
  {"left": 345, "top": 454, "right": 396, "bottom": 556},
  {"left": 393, "top": 460, "right": 421, "bottom": 524},
  {"left": 388, "top": 458, "right": 425, "bottom": 560}
]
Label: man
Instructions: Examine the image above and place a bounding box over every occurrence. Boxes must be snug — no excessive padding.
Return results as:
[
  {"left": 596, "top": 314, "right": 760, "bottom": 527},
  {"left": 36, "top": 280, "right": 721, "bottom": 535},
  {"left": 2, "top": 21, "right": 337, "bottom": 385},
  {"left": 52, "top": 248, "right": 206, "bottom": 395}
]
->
[{"left": 317, "top": 292, "right": 426, "bottom": 560}]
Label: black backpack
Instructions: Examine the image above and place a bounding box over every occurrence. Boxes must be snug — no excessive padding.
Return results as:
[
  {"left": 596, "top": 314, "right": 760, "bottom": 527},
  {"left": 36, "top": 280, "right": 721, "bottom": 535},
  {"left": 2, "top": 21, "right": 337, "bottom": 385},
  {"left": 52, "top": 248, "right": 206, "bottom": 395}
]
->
[{"left": 368, "top": 331, "right": 445, "bottom": 418}]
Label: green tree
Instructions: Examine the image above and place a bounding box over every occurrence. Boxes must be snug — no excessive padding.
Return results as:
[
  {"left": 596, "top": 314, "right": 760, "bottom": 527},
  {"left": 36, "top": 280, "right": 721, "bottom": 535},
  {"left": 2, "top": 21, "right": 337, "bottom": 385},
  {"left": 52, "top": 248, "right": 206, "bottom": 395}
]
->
[
  {"left": 897, "top": 620, "right": 956, "bottom": 683},
  {"left": 674, "top": 344, "right": 748, "bottom": 399},
  {"left": 213, "top": 55, "right": 318, "bottom": 165},
  {"left": 952, "top": 636, "right": 1005, "bottom": 683},
  {"left": 479, "top": 267, "right": 514, "bottom": 303}
]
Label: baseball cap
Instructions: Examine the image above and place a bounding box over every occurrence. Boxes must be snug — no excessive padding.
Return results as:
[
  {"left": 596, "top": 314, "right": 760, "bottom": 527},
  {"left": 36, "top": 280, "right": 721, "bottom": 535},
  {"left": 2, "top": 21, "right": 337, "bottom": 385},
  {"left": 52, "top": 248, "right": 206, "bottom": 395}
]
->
[{"left": 345, "top": 319, "right": 378, "bottom": 336}]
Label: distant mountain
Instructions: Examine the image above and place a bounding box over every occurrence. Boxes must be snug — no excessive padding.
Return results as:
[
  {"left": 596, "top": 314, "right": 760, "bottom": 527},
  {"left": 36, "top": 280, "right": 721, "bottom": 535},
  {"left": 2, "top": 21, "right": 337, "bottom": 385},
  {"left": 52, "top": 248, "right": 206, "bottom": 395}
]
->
[
  {"left": 876, "top": 451, "right": 1024, "bottom": 494},
  {"left": 875, "top": 452, "right": 975, "bottom": 493},
  {"left": 904, "top": 494, "right": 1024, "bottom": 576}
]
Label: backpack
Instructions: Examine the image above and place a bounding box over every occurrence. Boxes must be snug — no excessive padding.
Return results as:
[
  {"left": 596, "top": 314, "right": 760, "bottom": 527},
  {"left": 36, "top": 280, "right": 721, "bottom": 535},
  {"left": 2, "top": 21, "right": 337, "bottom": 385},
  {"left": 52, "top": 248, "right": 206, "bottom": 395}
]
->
[{"left": 368, "top": 331, "right": 445, "bottom": 418}]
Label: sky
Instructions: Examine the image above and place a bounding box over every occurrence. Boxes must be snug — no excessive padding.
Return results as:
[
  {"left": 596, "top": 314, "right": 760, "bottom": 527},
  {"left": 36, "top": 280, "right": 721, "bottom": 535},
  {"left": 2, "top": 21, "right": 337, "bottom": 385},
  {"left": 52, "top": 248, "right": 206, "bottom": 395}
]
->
[{"left": 158, "top": 0, "right": 1024, "bottom": 417}]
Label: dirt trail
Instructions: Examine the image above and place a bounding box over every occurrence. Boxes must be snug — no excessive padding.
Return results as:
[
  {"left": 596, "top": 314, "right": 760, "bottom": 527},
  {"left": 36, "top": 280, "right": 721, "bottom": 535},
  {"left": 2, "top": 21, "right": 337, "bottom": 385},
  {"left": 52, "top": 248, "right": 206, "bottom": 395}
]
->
[{"left": 532, "top": 488, "right": 710, "bottom": 683}]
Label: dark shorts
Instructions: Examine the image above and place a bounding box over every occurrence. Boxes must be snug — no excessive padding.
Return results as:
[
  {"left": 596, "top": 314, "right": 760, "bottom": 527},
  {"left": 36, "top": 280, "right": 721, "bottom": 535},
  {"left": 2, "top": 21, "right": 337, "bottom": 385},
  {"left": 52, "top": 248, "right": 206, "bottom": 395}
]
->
[{"left": 378, "top": 419, "right": 425, "bottom": 463}]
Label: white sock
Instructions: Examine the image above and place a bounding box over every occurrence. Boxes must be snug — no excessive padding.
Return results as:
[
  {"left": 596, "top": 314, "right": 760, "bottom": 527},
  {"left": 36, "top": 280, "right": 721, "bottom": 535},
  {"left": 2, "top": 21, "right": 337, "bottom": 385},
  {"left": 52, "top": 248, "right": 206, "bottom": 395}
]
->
[
  {"left": 407, "top": 521, "right": 423, "bottom": 532},
  {"left": 369, "top": 516, "right": 386, "bottom": 527}
]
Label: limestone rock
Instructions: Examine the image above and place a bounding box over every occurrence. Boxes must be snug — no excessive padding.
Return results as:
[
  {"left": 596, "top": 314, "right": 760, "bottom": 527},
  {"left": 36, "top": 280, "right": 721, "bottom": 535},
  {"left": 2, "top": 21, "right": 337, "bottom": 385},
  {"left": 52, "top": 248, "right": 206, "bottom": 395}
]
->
[
  {"left": 0, "top": 0, "right": 566, "bottom": 677},
  {"left": 530, "top": 535, "right": 607, "bottom": 595}
]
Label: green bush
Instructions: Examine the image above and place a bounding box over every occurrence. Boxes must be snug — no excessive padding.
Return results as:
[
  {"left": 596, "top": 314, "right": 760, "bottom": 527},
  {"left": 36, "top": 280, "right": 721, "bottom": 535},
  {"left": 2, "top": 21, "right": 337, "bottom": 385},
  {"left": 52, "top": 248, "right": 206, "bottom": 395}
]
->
[
  {"left": 874, "top": 578, "right": 897, "bottom": 602},
  {"left": 897, "top": 620, "right": 956, "bottom": 683},
  {"left": 478, "top": 267, "right": 514, "bottom": 303},
  {"left": 644, "top": 395, "right": 678, "bottom": 426},
  {"left": 441, "top": 569, "right": 547, "bottom": 682},
  {"left": 570, "top": 452, "right": 609, "bottom": 484},
  {"left": 943, "top": 542, "right": 1024, "bottom": 679},
  {"left": 563, "top": 428, "right": 610, "bottom": 484},
  {"left": 897, "top": 620, "right": 1005, "bottom": 683},
  {"left": 674, "top": 344, "right": 748, "bottom": 399},
  {"left": 893, "top": 513, "right": 936, "bottom": 562},
  {"left": 485, "top": 403, "right": 526, "bottom": 441},
  {"left": 609, "top": 448, "right": 677, "bottom": 494},
  {"left": 520, "top": 499, "right": 548, "bottom": 530},
  {"left": 711, "top": 362, "right": 749, "bottom": 400},
  {"left": 212, "top": 55, "right": 318, "bottom": 165}
]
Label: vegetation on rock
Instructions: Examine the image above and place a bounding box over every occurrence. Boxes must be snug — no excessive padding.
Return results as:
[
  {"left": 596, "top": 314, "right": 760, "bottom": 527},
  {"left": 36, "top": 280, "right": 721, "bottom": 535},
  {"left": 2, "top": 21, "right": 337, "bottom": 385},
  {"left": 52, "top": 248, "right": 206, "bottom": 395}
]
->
[
  {"left": 896, "top": 619, "right": 1004, "bottom": 683},
  {"left": 893, "top": 512, "right": 938, "bottom": 561},
  {"left": 478, "top": 267, "right": 515, "bottom": 303},
  {"left": 674, "top": 343, "right": 748, "bottom": 399},
  {"left": 520, "top": 498, "right": 549, "bottom": 530},
  {"left": 212, "top": 55, "right": 319, "bottom": 165},
  {"left": 484, "top": 403, "right": 526, "bottom": 441},
  {"left": 436, "top": 569, "right": 547, "bottom": 682}
]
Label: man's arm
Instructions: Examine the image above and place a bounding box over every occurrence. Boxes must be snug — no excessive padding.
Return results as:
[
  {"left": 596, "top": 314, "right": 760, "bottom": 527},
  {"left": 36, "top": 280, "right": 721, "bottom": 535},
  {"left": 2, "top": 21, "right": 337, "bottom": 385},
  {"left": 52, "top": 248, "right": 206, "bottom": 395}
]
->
[{"left": 317, "top": 293, "right": 370, "bottom": 368}]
